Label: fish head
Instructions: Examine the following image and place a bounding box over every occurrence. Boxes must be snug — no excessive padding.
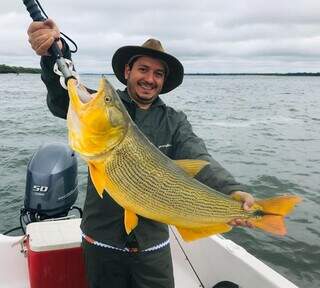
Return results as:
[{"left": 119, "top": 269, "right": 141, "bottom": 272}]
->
[{"left": 67, "top": 77, "right": 129, "bottom": 159}]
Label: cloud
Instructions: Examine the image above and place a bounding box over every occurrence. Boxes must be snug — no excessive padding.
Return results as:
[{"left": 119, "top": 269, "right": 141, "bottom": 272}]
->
[{"left": 1, "top": 0, "right": 320, "bottom": 72}]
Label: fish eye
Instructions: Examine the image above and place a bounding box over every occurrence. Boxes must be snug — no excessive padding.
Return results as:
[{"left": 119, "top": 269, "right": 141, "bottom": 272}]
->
[{"left": 105, "top": 95, "right": 112, "bottom": 103}]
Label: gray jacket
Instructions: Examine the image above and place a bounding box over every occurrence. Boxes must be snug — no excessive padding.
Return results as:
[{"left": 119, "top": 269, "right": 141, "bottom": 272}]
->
[{"left": 40, "top": 40, "right": 246, "bottom": 250}]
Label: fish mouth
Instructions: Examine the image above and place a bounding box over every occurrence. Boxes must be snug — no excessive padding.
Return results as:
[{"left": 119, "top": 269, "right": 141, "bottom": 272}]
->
[
  {"left": 76, "top": 83, "right": 95, "bottom": 104},
  {"left": 67, "top": 78, "right": 103, "bottom": 108}
]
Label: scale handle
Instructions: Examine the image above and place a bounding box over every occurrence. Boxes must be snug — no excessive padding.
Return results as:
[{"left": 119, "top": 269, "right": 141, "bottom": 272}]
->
[
  {"left": 23, "top": 0, "right": 46, "bottom": 21},
  {"left": 23, "top": 0, "right": 74, "bottom": 79},
  {"left": 23, "top": 0, "right": 63, "bottom": 58}
]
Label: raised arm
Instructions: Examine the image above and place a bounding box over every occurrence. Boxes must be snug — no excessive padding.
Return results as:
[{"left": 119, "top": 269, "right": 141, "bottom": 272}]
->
[{"left": 27, "top": 19, "right": 71, "bottom": 119}]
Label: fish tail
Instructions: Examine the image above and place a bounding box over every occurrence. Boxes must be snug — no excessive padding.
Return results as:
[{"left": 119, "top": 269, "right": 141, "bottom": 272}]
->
[
  {"left": 251, "top": 215, "right": 286, "bottom": 235},
  {"left": 250, "top": 195, "right": 302, "bottom": 236},
  {"left": 256, "top": 195, "right": 302, "bottom": 216}
]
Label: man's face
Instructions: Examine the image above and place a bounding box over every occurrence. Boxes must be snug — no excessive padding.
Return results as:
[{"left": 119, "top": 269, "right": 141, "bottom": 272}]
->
[{"left": 124, "top": 56, "right": 166, "bottom": 109}]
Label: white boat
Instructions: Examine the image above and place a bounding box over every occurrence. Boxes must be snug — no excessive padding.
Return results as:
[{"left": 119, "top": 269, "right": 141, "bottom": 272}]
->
[{"left": 0, "top": 218, "right": 298, "bottom": 288}]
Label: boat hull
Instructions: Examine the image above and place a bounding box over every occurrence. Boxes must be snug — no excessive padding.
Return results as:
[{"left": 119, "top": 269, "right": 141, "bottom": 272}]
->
[{"left": 0, "top": 219, "right": 298, "bottom": 288}]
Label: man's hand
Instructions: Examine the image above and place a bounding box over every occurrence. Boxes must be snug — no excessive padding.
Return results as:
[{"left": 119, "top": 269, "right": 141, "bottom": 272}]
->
[
  {"left": 27, "top": 18, "right": 62, "bottom": 56},
  {"left": 229, "top": 191, "right": 255, "bottom": 228}
]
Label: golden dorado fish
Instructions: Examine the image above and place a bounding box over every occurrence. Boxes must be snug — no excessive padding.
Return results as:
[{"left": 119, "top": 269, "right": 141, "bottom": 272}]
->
[{"left": 66, "top": 78, "right": 301, "bottom": 241}]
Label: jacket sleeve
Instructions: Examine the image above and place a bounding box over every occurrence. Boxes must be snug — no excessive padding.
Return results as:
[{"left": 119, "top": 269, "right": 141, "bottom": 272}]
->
[
  {"left": 172, "top": 111, "right": 247, "bottom": 195},
  {"left": 40, "top": 38, "right": 72, "bottom": 119}
]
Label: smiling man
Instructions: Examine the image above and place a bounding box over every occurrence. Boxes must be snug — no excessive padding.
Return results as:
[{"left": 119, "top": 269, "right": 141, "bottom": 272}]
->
[
  {"left": 111, "top": 37, "right": 184, "bottom": 110},
  {"left": 27, "top": 19, "right": 254, "bottom": 288},
  {"left": 125, "top": 56, "right": 166, "bottom": 108}
]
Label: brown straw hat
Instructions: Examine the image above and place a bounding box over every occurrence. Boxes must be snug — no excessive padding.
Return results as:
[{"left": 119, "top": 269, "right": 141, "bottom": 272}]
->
[{"left": 112, "top": 38, "right": 184, "bottom": 94}]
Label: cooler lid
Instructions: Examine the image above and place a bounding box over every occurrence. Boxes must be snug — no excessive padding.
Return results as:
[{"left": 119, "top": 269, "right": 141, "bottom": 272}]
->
[{"left": 26, "top": 218, "right": 82, "bottom": 252}]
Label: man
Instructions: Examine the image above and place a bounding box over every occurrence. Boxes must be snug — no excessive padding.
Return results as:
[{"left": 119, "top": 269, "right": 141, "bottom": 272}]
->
[{"left": 27, "top": 19, "right": 254, "bottom": 288}]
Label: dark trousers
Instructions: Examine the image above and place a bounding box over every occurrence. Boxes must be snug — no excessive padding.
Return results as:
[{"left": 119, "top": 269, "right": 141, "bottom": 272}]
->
[{"left": 82, "top": 240, "right": 174, "bottom": 288}]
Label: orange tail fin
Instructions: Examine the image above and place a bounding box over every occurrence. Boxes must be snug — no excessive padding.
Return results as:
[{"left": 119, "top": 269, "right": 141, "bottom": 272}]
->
[
  {"left": 251, "top": 195, "right": 302, "bottom": 236},
  {"left": 251, "top": 215, "right": 286, "bottom": 235},
  {"left": 256, "top": 195, "right": 302, "bottom": 216}
]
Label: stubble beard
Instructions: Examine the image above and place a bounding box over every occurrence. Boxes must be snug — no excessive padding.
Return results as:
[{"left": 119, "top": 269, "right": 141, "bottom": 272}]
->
[{"left": 127, "top": 80, "right": 159, "bottom": 105}]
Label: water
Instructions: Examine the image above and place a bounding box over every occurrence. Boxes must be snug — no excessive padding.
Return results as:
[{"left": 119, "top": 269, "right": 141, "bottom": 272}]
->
[{"left": 0, "top": 74, "right": 319, "bottom": 287}]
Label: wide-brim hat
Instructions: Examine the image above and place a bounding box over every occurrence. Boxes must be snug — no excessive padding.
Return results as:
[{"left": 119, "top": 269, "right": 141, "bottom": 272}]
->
[{"left": 112, "top": 38, "right": 184, "bottom": 94}]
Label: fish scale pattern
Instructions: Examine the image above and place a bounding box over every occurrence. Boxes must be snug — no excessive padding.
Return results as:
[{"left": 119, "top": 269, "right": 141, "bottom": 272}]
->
[{"left": 104, "top": 123, "right": 251, "bottom": 228}]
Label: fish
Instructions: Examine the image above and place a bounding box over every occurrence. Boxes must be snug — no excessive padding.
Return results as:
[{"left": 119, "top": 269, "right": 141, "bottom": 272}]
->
[{"left": 66, "top": 77, "right": 301, "bottom": 241}]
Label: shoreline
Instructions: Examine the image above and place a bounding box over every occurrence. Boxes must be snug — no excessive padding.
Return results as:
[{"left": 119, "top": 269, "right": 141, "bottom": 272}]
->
[
  {"left": 1, "top": 64, "right": 319, "bottom": 76},
  {"left": 0, "top": 64, "right": 41, "bottom": 74},
  {"left": 81, "top": 72, "right": 320, "bottom": 76}
]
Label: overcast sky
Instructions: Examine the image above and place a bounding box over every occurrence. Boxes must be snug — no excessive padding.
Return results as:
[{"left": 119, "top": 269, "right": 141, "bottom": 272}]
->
[{"left": 1, "top": 0, "right": 320, "bottom": 73}]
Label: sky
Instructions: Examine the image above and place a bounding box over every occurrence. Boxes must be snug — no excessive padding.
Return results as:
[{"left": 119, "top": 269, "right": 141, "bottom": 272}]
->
[{"left": 1, "top": 0, "right": 320, "bottom": 73}]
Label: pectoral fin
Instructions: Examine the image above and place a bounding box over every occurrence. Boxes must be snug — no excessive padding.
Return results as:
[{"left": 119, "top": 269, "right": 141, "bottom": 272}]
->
[
  {"left": 124, "top": 210, "right": 139, "bottom": 234},
  {"left": 176, "top": 224, "right": 232, "bottom": 242},
  {"left": 174, "top": 159, "right": 210, "bottom": 177},
  {"left": 88, "top": 162, "right": 106, "bottom": 198}
]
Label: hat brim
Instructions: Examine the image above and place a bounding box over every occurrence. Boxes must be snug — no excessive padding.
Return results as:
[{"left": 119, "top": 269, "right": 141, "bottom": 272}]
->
[{"left": 112, "top": 46, "right": 184, "bottom": 94}]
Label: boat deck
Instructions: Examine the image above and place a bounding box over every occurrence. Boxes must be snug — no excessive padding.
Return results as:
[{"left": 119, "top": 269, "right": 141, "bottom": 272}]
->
[{"left": 0, "top": 219, "right": 299, "bottom": 288}]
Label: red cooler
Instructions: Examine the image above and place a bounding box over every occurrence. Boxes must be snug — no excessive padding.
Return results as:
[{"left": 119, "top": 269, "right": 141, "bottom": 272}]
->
[{"left": 26, "top": 218, "right": 89, "bottom": 288}]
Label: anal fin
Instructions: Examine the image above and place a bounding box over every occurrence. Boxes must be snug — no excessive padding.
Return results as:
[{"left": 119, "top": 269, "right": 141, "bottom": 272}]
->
[{"left": 176, "top": 223, "right": 232, "bottom": 242}]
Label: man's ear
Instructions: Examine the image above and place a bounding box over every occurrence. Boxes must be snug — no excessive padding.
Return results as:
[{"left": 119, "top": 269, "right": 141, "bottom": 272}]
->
[{"left": 124, "top": 64, "right": 130, "bottom": 80}]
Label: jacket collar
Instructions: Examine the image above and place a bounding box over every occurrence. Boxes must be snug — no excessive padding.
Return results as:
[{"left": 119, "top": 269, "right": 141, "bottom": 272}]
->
[{"left": 117, "top": 89, "right": 166, "bottom": 108}]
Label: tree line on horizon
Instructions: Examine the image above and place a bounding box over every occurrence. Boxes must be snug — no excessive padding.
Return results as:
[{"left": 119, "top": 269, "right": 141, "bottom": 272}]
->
[
  {"left": 1, "top": 64, "right": 319, "bottom": 76},
  {"left": 0, "top": 64, "right": 41, "bottom": 74}
]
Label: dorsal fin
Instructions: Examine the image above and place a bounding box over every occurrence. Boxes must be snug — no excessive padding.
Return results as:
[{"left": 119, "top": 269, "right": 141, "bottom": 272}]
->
[{"left": 174, "top": 159, "right": 210, "bottom": 177}]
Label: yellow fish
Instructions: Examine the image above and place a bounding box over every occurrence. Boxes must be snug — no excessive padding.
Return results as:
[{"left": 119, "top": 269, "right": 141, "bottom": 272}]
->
[{"left": 66, "top": 78, "right": 301, "bottom": 241}]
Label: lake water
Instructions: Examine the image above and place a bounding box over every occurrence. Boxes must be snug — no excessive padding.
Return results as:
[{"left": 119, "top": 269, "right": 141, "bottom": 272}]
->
[{"left": 0, "top": 74, "right": 319, "bottom": 287}]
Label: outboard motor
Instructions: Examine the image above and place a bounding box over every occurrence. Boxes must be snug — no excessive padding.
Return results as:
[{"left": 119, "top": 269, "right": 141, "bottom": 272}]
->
[{"left": 23, "top": 143, "right": 79, "bottom": 223}]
